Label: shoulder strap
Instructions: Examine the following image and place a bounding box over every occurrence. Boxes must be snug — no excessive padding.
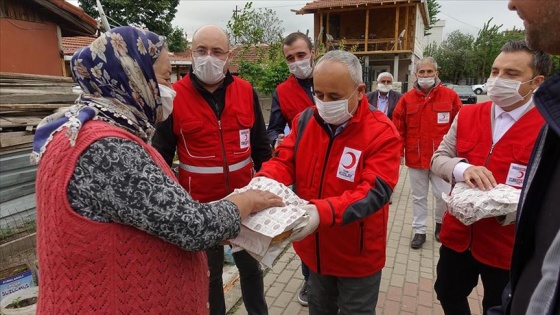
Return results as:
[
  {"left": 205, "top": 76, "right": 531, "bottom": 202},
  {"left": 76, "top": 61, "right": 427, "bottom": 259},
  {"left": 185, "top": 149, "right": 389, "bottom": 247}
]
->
[{"left": 293, "top": 107, "right": 314, "bottom": 159}]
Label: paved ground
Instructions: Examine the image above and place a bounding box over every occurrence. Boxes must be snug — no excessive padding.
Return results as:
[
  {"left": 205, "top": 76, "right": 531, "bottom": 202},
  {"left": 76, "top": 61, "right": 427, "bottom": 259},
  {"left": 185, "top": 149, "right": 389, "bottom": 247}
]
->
[{"left": 224, "top": 165, "right": 485, "bottom": 315}]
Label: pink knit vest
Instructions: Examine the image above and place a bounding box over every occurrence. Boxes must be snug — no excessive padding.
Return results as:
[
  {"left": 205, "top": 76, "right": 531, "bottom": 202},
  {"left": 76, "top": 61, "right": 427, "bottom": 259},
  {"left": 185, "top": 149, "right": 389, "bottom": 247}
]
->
[{"left": 36, "top": 121, "right": 208, "bottom": 314}]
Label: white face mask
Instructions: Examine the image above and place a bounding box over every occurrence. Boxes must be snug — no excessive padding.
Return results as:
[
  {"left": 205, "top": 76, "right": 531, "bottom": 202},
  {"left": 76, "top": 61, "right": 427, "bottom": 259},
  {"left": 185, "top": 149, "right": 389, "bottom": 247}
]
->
[
  {"left": 418, "top": 77, "right": 436, "bottom": 89},
  {"left": 288, "top": 57, "right": 313, "bottom": 79},
  {"left": 486, "top": 77, "right": 533, "bottom": 108},
  {"left": 193, "top": 55, "right": 227, "bottom": 85},
  {"left": 378, "top": 84, "right": 392, "bottom": 93},
  {"left": 158, "top": 84, "right": 176, "bottom": 121},
  {"left": 314, "top": 88, "right": 359, "bottom": 125}
]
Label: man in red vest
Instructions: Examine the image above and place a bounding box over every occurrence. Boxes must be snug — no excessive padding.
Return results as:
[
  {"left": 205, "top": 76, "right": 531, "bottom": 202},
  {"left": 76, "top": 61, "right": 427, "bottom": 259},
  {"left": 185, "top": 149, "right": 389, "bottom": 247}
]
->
[
  {"left": 266, "top": 32, "right": 315, "bottom": 146},
  {"left": 152, "top": 25, "right": 272, "bottom": 315},
  {"left": 431, "top": 40, "right": 551, "bottom": 315},
  {"left": 392, "top": 57, "right": 462, "bottom": 249},
  {"left": 266, "top": 31, "right": 316, "bottom": 306}
]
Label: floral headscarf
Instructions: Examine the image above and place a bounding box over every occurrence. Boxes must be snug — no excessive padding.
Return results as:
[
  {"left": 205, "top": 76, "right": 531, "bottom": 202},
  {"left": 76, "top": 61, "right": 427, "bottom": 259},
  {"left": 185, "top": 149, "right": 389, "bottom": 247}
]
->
[{"left": 32, "top": 26, "right": 167, "bottom": 163}]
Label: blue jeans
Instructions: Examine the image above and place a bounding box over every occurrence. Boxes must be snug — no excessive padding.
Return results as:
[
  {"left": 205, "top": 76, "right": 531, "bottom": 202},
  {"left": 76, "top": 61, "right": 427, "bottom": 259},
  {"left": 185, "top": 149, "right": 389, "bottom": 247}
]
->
[
  {"left": 308, "top": 270, "right": 381, "bottom": 315},
  {"left": 206, "top": 246, "right": 267, "bottom": 315}
]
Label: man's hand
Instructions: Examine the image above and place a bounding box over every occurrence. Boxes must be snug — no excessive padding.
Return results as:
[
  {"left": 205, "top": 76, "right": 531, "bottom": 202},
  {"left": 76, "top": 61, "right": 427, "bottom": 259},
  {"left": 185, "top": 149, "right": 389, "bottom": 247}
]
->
[
  {"left": 226, "top": 190, "right": 284, "bottom": 220},
  {"left": 463, "top": 166, "right": 497, "bottom": 191},
  {"left": 290, "top": 204, "right": 320, "bottom": 241}
]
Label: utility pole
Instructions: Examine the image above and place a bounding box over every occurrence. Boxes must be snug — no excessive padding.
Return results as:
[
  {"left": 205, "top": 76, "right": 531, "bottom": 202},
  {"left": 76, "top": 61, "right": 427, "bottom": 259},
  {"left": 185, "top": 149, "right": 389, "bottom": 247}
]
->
[
  {"left": 96, "top": 0, "right": 110, "bottom": 31},
  {"left": 232, "top": 5, "right": 242, "bottom": 44}
]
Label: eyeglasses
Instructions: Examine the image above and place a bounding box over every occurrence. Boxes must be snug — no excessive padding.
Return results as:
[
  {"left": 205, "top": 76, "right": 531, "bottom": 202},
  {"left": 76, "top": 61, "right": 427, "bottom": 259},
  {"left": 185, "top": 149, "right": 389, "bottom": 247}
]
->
[{"left": 192, "top": 48, "right": 229, "bottom": 58}]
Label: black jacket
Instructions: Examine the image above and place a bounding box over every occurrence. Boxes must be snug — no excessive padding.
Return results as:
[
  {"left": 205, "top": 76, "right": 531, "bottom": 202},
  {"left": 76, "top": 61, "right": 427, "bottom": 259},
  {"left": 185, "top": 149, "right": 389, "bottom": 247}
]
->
[
  {"left": 489, "top": 71, "right": 560, "bottom": 315},
  {"left": 366, "top": 90, "right": 402, "bottom": 120}
]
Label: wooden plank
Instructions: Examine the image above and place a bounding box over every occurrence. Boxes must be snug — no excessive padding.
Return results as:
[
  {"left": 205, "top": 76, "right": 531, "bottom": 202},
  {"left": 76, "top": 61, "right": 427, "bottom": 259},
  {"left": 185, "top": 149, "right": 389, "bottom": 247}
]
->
[
  {"left": 0, "top": 103, "right": 70, "bottom": 112},
  {"left": 0, "top": 233, "right": 37, "bottom": 261},
  {"left": 0, "top": 143, "right": 34, "bottom": 154},
  {"left": 0, "top": 93, "right": 78, "bottom": 104},
  {"left": 0, "top": 182, "right": 35, "bottom": 204},
  {"left": 0, "top": 72, "right": 75, "bottom": 83},
  {"left": 0, "top": 117, "right": 43, "bottom": 128},
  {"left": 0, "top": 132, "right": 35, "bottom": 148}
]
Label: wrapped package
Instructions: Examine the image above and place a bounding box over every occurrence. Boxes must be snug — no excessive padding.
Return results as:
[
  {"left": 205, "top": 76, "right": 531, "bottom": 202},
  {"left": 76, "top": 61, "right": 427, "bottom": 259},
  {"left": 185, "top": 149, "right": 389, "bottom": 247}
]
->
[
  {"left": 229, "top": 177, "right": 309, "bottom": 268},
  {"left": 442, "top": 182, "right": 520, "bottom": 226}
]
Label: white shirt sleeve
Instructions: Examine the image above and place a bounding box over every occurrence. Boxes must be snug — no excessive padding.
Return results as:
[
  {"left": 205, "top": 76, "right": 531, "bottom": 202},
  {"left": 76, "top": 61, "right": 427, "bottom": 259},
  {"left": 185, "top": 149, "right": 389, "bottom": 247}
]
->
[{"left": 453, "top": 161, "right": 473, "bottom": 182}]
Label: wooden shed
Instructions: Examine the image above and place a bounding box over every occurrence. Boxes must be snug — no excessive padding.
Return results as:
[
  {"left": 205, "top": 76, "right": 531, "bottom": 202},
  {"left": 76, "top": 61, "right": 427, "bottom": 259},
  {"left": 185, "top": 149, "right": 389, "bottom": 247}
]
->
[{"left": 0, "top": 0, "right": 97, "bottom": 267}]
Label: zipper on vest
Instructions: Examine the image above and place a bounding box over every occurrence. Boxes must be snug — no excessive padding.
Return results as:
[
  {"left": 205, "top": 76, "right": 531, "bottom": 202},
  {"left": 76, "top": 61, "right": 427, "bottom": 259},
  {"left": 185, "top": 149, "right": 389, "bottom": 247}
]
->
[
  {"left": 218, "top": 120, "right": 230, "bottom": 193},
  {"left": 484, "top": 143, "right": 495, "bottom": 167}
]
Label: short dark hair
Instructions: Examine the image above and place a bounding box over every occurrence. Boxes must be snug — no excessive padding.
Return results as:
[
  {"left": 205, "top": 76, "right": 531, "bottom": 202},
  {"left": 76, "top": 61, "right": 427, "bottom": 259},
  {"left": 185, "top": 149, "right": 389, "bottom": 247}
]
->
[
  {"left": 283, "top": 32, "right": 313, "bottom": 51},
  {"left": 501, "top": 39, "right": 552, "bottom": 77}
]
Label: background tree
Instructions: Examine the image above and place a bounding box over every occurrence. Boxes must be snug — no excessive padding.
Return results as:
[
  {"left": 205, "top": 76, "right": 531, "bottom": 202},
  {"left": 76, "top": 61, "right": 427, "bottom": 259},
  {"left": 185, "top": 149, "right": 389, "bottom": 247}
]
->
[
  {"left": 425, "top": 19, "right": 534, "bottom": 84},
  {"left": 226, "top": 2, "right": 285, "bottom": 45},
  {"left": 226, "top": 2, "right": 288, "bottom": 95},
  {"left": 167, "top": 26, "right": 188, "bottom": 52},
  {"left": 425, "top": 0, "right": 442, "bottom": 35},
  {"left": 78, "top": 0, "right": 187, "bottom": 52}
]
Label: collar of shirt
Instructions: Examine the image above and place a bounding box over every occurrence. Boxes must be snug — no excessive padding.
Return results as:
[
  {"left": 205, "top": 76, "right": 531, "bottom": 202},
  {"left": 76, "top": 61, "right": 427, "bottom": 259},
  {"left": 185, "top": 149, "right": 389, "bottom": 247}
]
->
[
  {"left": 493, "top": 97, "right": 533, "bottom": 122},
  {"left": 378, "top": 91, "right": 389, "bottom": 100}
]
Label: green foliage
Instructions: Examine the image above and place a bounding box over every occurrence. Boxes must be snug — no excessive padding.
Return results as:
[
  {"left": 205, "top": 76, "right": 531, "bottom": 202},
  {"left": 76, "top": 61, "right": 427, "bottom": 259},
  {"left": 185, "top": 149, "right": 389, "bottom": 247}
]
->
[
  {"left": 166, "top": 26, "right": 188, "bottom": 52},
  {"left": 78, "top": 0, "right": 184, "bottom": 51},
  {"left": 226, "top": 2, "right": 285, "bottom": 45},
  {"left": 551, "top": 55, "right": 560, "bottom": 75},
  {"left": 424, "top": 19, "right": 536, "bottom": 84},
  {"left": 237, "top": 43, "right": 290, "bottom": 95},
  {"left": 425, "top": 0, "right": 442, "bottom": 36}
]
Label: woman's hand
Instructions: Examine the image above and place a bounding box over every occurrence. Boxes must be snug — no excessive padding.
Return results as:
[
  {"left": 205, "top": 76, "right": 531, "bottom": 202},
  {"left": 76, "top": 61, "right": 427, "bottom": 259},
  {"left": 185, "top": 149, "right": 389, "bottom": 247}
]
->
[{"left": 225, "top": 190, "right": 284, "bottom": 220}]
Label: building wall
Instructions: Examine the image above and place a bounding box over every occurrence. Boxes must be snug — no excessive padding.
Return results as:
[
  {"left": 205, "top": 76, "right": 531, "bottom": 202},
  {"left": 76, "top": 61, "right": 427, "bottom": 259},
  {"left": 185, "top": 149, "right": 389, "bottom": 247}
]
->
[
  {"left": 423, "top": 20, "right": 446, "bottom": 48},
  {"left": 0, "top": 19, "right": 63, "bottom": 76}
]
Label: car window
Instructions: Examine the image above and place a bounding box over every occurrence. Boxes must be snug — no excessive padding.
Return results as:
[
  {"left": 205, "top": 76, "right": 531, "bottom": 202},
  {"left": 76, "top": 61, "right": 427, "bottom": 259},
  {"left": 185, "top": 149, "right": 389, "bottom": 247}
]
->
[{"left": 453, "top": 86, "right": 474, "bottom": 93}]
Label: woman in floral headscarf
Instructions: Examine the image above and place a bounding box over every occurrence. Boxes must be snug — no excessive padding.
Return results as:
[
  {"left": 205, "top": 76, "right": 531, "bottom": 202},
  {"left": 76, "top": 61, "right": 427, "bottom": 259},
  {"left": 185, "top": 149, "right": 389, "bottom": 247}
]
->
[{"left": 32, "top": 26, "right": 282, "bottom": 314}]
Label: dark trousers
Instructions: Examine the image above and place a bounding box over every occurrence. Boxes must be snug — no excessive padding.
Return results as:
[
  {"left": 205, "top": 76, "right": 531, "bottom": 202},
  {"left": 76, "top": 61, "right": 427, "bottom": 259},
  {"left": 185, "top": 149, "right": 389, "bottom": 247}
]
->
[
  {"left": 308, "top": 270, "right": 381, "bottom": 315},
  {"left": 302, "top": 262, "right": 310, "bottom": 281},
  {"left": 206, "top": 246, "right": 268, "bottom": 315},
  {"left": 435, "top": 245, "right": 510, "bottom": 315}
]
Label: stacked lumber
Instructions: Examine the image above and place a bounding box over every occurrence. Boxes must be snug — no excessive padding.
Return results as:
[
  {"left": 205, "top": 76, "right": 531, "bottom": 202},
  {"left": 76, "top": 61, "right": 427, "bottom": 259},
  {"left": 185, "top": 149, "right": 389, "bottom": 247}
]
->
[{"left": 0, "top": 72, "right": 78, "bottom": 154}]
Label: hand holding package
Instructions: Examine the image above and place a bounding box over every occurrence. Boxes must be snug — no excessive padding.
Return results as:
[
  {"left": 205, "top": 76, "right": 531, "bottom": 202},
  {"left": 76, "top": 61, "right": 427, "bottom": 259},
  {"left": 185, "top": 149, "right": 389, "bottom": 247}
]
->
[{"left": 442, "top": 182, "right": 520, "bottom": 226}]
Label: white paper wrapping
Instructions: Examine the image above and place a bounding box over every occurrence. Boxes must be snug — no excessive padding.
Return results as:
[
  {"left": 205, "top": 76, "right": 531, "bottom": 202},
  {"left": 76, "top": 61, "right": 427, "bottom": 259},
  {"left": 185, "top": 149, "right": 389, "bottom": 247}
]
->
[
  {"left": 442, "top": 182, "right": 520, "bottom": 226},
  {"left": 229, "top": 177, "right": 309, "bottom": 268}
]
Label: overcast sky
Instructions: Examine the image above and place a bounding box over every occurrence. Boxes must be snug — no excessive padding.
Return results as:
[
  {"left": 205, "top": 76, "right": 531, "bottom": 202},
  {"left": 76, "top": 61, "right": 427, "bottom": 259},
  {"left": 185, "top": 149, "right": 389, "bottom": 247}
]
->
[
  {"left": 71, "top": 0, "right": 525, "bottom": 40},
  {"left": 171, "top": 0, "right": 525, "bottom": 40}
]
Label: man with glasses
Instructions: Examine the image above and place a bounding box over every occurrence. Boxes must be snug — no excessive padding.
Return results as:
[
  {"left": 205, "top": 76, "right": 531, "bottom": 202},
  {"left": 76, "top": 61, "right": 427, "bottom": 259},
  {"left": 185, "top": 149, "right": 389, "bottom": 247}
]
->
[{"left": 152, "top": 25, "right": 272, "bottom": 315}]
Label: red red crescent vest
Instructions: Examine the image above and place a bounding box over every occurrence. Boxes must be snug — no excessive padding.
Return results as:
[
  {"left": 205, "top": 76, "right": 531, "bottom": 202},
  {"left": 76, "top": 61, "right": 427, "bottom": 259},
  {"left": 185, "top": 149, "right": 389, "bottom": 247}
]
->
[
  {"left": 36, "top": 121, "right": 208, "bottom": 314},
  {"left": 393, "top": 84, "right": 462, "bottom": 169},
  {"left": 172, "top": 75, "right": 255, "bottom": 202},
  {"left": 439, "top": 101, "right": 545, "bottom": 269},
  {"left": 277, "top": 75, "right": 314, "bottom": 128}
]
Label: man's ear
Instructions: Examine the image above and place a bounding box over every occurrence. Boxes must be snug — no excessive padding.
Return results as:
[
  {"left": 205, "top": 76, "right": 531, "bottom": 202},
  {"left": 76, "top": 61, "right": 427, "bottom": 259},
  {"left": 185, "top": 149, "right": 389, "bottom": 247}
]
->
[
  {"left": 357, "top": 83, "right": 367, "bottom": 99},
  {"left": 532, "top": 75, "right": 545, "bottom": 87}
]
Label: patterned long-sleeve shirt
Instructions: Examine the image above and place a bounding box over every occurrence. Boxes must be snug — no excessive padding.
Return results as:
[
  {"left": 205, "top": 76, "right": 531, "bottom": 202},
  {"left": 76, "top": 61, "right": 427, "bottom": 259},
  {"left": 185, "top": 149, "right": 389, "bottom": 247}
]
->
[{"left": 66, "top": 137, "right": 241, "bottom": 251}]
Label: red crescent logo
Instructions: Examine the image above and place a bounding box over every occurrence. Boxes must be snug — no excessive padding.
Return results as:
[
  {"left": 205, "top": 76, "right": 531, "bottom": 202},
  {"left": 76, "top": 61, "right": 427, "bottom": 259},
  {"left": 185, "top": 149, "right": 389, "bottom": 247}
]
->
[
  {"left": 342, "top": 152, "right": 357, "bottom": 169},
  {"left": 517, "top": 171, "right": 525, "bottom": 179}
]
